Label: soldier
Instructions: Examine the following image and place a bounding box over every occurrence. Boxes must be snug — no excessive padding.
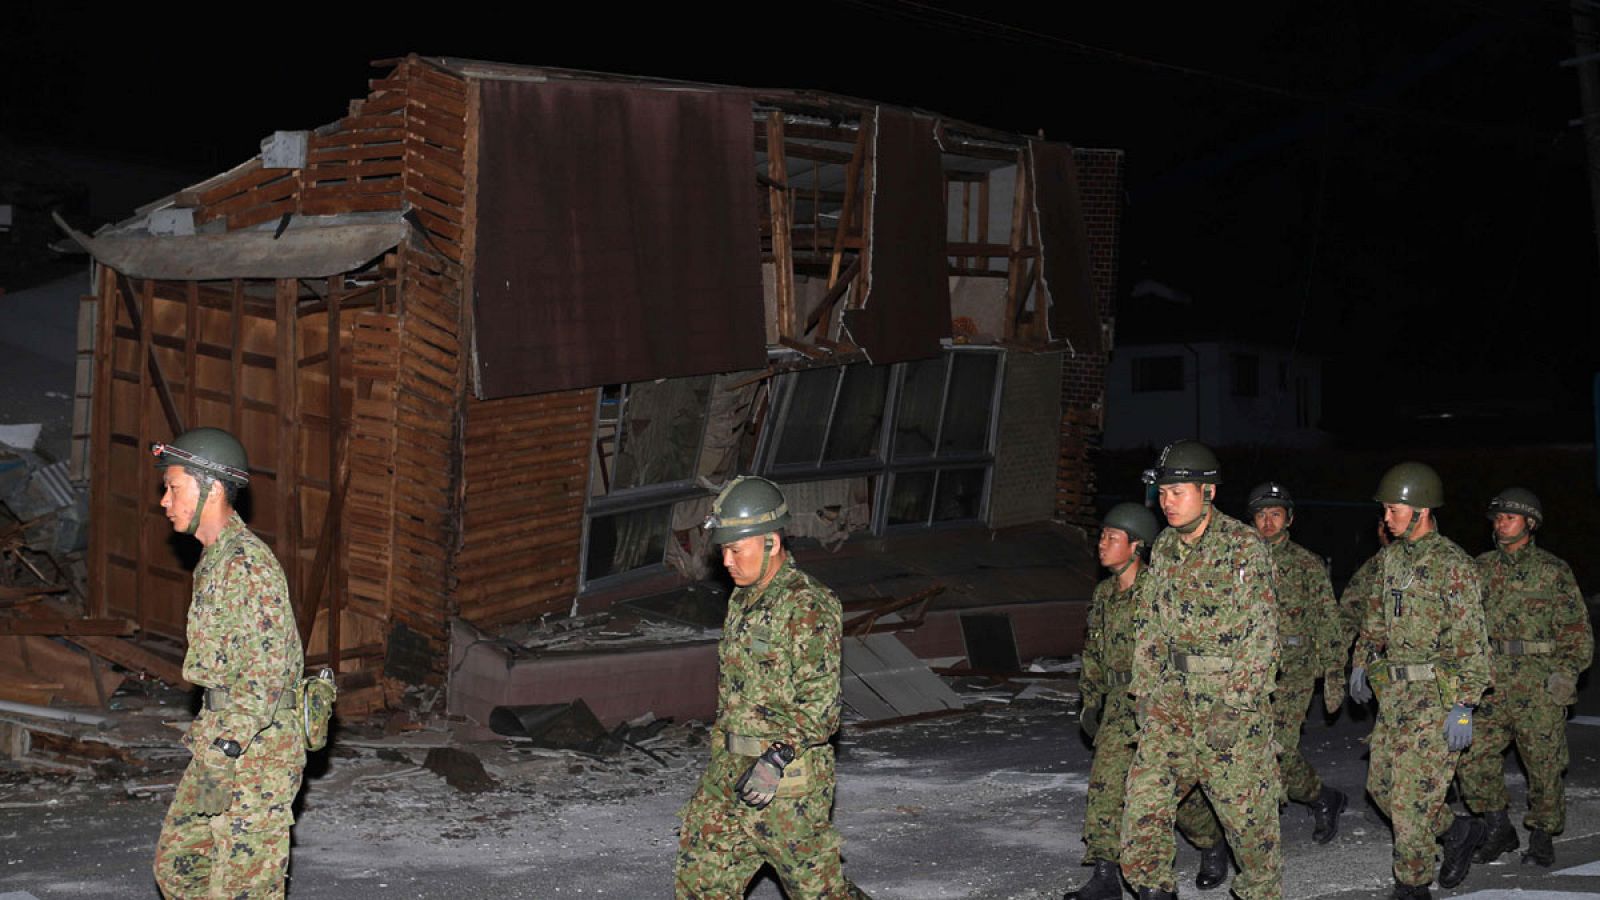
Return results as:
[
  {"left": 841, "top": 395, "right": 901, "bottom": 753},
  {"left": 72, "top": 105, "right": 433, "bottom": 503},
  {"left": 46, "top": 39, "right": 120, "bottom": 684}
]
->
[
  {"left": 1348, "top": 462, "right": 1491, "bottom": 900},
  {"left": 1066, "top": 503, "right": 1226, "bottom": 900},
  {"left": 151, "top": 428, "right": 305, "bottom": 898},
  {"left": 676, "top": 476, "right": 869, "bottom": 899},
  {"left": 1246, "top": 482, "right": 1348, "bottom": 843},
  {"left": 1120, "top": 441, "right": 1282, "bottom": 900},
  {"left": 1458, "top": 489, "right": 1593, "bottom": 867}
]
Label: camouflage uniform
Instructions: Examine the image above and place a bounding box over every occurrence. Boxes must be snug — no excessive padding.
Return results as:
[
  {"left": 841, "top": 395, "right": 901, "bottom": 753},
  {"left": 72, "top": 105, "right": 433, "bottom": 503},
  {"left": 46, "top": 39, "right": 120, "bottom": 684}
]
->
[
  {"left": 1080, "top": 568, "right": 1223, "bottom": 865},
  {"left": 1458, "top": 539, "right": 1593, "bottom": 834},
  {"left": 1352, "top": 531, "right": 1490, "bottom": 888},
  {"left": 1266, "top": 535, "right": 1343, "bottom": 803},
  {"left": 676, "top": 558, "right": 861, "bottom": 899},
  {"left": 1121, "top": 511, "right": 1282, "bottom": 900},
  {"left": 1341, "top": 553, "right": 1382, "bottom": 695},
  {"left": 154, "top": 512, "right": 305, "bottom": 899}
]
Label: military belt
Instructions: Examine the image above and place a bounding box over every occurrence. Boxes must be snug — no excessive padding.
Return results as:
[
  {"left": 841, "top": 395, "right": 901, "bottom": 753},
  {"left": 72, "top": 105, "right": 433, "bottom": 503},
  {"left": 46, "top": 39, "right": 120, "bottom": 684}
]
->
[
  {"left": 1389, "top": 664, "right": 1436, "bottom": 682},
  {"left": 1281, "top": 635, "right": 1305, "bottom": 647},
  {"left": 724, "top": 732, "right": 768, "bottom": 756},
  {"left": 1491, "top": 639, "right": 1554, "bottom": 656},
  {"left": 1170, "top": 653, "right": 1234, "bottom": 674},
  {"left": 1103, "top": 670, "right": 1133, "bottom": 687},
  {"left": 203, "top": 688, "right": 297, "bottom": 712}
]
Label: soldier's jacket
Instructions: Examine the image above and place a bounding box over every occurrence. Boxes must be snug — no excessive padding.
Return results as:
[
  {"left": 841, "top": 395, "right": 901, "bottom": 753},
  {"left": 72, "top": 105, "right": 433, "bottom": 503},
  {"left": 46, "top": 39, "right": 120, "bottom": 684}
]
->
[
  {"left": 1340, "top": 552, "right": 1381, "bottom": 666},
  {"left": 1268, "top": 535, "right": 1344, "bottom": 680},
  {"left": 1476, "top": 539, "right": 1593, "bottom": 694},
  {"left": 1131, "top": 510, "right": 1279, "bottom": 711},
  {"left": 1081, "top": 568, "right": 1145, "bottom": 704},
  {"left": 1352, "top": 531, "right": 1489, "bottom": 708},
  {"left": 716, "top": 558, "right": 842, "bottom": 751},
  {"left": 182, "top": 512, "right": 303, "bottom": 755}
]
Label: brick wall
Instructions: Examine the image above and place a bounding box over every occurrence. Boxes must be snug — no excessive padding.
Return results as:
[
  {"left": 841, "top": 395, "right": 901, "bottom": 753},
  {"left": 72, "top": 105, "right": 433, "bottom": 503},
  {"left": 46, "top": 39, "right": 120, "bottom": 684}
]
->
[
  {"left": 989, "top": 351, "right": 1064, "bottom": 529},
  {"left": 1056, "top": 148, "right": 1124, "bottom": 526}
]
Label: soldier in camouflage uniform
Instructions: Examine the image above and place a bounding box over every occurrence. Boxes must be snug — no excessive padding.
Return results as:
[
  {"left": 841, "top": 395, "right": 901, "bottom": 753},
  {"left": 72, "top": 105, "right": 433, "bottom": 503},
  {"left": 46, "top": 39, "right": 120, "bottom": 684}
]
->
[
  {"left": 1458, "top": 488, "right": 1593, "bottom": 867},
  {"left": 1066, "top": 502, "right": 1225, "bottom": 900},
  {"left": 151, "top": 428, "right": 305, "bottom": 899},
  {"left": 1247, "top": 482, "right": 1348, "bottom": 844},
  {"left": 676, "top": 476, "right": 868, "bottom": 899},
  {"left": 1348, "top": 462, "right": 1490, "bottom": 900},
  {"left": 1120, "top": 441, "right": 1282, "bottom": 900}
]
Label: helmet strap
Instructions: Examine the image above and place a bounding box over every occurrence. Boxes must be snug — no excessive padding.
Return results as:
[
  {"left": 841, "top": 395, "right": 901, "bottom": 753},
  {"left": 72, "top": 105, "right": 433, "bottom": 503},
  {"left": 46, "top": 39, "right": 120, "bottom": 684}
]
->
[
  {"left": 1401, "top": 506, "right": 1424, "bottom": 541},
  {"left": 1172, "top": 485, "right": 1212, "bottom": 534},
  {"left": 1110, "top": 556, "right": 1137, "bottom": 576},
  {"left": 186, "top": 475, "right": 213, "bottom": 537},
  {"left": 1495, "top": 527, "right": 1530, "bottom": 549}
]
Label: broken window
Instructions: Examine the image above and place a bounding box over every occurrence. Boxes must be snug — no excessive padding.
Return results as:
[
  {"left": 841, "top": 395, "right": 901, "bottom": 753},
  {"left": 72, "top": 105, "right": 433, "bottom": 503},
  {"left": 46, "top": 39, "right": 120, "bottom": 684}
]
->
[
  {"left": 583, "top": 376, "right": 714, "bottom": 586},
  {"left": 766, "top": 364, "right": 890, "bottom": 473}
]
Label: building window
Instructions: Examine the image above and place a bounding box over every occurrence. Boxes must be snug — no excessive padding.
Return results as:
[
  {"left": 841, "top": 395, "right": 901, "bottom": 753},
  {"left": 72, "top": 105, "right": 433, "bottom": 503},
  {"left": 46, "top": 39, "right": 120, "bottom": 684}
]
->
[
  {"left": 1131, "top": 355, "right": 1183, "bottom": 393},
  {"left": 761, "top": 349, "right": 1003, "bottom": 530},
  {"left": 583, "top": 375, "right": 714, "bottom": 586},
  {"left": 1230, "top": 353, "right": 1259, "bottom": 398}
]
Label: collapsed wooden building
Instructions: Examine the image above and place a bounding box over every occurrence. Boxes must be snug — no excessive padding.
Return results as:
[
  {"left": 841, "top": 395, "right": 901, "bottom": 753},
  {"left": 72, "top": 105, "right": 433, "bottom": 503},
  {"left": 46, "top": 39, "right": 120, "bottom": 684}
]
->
[{"left": 59, "top": 55, "right": 1123, "bottom": 719}]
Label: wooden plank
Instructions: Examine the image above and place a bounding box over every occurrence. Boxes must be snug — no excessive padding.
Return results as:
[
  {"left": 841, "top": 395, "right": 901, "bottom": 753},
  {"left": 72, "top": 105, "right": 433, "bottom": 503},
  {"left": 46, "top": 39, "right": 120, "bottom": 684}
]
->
[
  {"left": 228, "top": 198, "right": 299, "bottom": 232},
  {"left": 89, "top": 270, "right": 115, "bottom": 619},
  {"left": 1003, "top": 148, "right": 1031, "bottom": 339},
  {"left": 828, "top": 125, "right": 868, "bottom": 293},
  {"left": 803, "top": 255, "right": 861, "bottom": 336},
  {"left": 767, "top": 112, "right": 794, "bottom": 340},
  {"left": 276, "top": 281, "right": 301, "bottom": 615},
  {"left": 299, "top": 433, "right": 348, "bottom": 652},
  {"left": 0, "top": 618, "right": 136, "bottom": 636}
]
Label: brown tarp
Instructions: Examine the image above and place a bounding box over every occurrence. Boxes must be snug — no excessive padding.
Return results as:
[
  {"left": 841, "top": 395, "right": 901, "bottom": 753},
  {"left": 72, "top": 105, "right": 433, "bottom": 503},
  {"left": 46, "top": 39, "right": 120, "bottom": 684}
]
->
[
  {"left": 471, "top": 80, "right": 766, "bottom": 398},
  {"left": 843, "top": 109, "right": 950, "bottom": 365},
  {"left": 1029, "top": 141, "right": 1102, "bottom": 355}
]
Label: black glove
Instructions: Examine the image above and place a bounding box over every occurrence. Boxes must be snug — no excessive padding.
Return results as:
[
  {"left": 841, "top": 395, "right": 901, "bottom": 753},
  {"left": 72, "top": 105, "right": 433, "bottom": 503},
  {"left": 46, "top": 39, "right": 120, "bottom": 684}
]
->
[
  {"left": 1348, "top": 667, "right": 1372, "bottom": 704},
  {"left": 1080, "top": 703, "right": 1101, "bottom": 740},
  {"left": 1444, "top": 704, "right": 1474, "bottom": 752},
  {"left": 735, "top": 743, "right": 794, "bottom": 809}
]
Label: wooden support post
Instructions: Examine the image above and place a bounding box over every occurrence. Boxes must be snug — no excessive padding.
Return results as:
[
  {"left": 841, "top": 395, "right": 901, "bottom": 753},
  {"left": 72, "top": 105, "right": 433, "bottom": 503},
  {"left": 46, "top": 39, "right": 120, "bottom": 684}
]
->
[
  {"left": 300, "top": 432, "right": 349, "bottom": 653},
  {"left": 89, "top": 268, "right": 115, "bottom": 619},
  {"left": 326, "top": 277, "right": 343, "bottom": 672},
  {"left": 767, "top": 111, "right": 795, "bottom": 339},
  {"left": 1003, "top": 150, "right": 1032, "bottom": 339},
  {"left": 134, "top": 278, "right": 154, "bottom": 628},
  {"left": 959, "top": 181, "right": 972, "bottom": 271},
  {"left": 275, "top": 280, "right": 302, "bottom": 611},
  {"left": 184, "top": 281, "right": 199, "bottom": 426},
  {"left": 117, "top": 274, "right": 185, "bottom": 437},
  {"left": 849, "top": 111, "right": 879, "bottom": 315},
  {"left": 802, "top": 256, "right": 861, "bottom": 337},
  {"left": 828, "top": 124, "right": 868, "bottom": 292},
  {"left": 230, "top": 281, "right": 245, "bottom": 437}
]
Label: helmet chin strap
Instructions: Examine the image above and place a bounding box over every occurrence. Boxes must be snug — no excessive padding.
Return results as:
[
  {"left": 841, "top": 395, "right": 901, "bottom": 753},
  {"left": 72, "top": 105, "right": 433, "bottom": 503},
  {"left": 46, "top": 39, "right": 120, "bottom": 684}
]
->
[
  {"left": 1110, "top": 555, "right": 1137, "bottom": 576},
  {"left": 185, "top": 475, "right": 213, "bottom": 537},
  {"left": 755, "top": 534, "right": 776, "bottom": 586},
  {"left": 1401, "top": 506, "right": 1424, "bottom": 541},
  {"left": 1496, "top": 526, "right": 1529, "bottom": 548},
  {"left": 1172, "top": 486, "right": 1213, "bottom": 534}
]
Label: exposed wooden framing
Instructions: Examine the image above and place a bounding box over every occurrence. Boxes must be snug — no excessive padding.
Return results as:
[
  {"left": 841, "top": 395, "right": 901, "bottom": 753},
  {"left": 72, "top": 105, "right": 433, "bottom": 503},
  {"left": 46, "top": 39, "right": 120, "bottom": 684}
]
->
[
  {"left": 767, "top": 112, "right": 795, "bottom": 339},
  {"left": 275, "top": 279, "right": 302, "bottom": 613},
  {"left": 117, "top": 275, "right": 184, "bottom": 437},
  {"left": 70, "top": 636, "right": 188, "bottom": 687},
  {"left": 327, "top": 277, "right": 343, "bottom": 670},
  {"left": 802, "top": 256, "right": 861, "bottom": 337},
  {"left": 230, "top": 281, "right": 244, "bottom": 437},
  {"left": 827, "top": 125, "right": 868, "bottom": 291},
  {"left": 184, "top": 282, "right": 199, "bottom": 426},
  {"left": 959, "top": 181, "right": 972, "bottom": 270},
  {"left": 134, "top": 278, "right": 155, "bottom": 629},
  {"left": 0, "top": 618, "right": 136, "bottom": 637},
  {"left": 850, "top": 112, "right": 878, "bottom": 314},
  {"left": 752, "top": 138, "right": 855, "bottom": 165},
  {"left": 778, "top": 337, "right": 828, "bottom": 359},
  {"left": 300, "top": 434, "right": 348, "bottom": 653},
  {"left": 1003, "top": 149, "right": 1032, "bottom": 338}
]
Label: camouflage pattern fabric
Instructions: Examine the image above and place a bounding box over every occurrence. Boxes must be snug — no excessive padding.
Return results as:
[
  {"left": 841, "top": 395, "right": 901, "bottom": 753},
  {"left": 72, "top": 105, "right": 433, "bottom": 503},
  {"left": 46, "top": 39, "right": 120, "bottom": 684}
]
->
[
  {"left": 1080, "top": 569, "right": 1223, "bottom": 863},
  {"left": 1341, "top": 553, "right": 1384, "bottom": 699},
  {"left": 1121, "top": 511, "right": 1282, "bottom": 900},
  {"left": 676, "top": 558, "right": 866, "bottom": 899},
  {"left": 1458, "top": 540, "right": 1593, "bottom": 834},
  {"left": 1351, "top": 531, "right": 1489, "bottom": 887},
  {"left": 155, "top": 512, "right": 305, "bottom": 899},
  {"left": 1267, "top": 535, "right": 1343, "bottom": 803}
]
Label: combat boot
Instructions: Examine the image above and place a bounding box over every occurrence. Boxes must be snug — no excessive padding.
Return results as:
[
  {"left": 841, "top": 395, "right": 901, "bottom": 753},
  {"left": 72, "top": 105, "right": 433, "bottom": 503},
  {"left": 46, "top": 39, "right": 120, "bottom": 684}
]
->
[
  {"left": 1135, "top": 889, "right": 1176, "bottom": 900},
  {"left": 1473, "top": 810, "right": 1518, "bottom": 863},
  {"left": 1310, "top": 786, "right": 1347, "bottom": 844},
  {"left": 1522, "top": 828, "right": 1554, "bottom": 867},
  {"left": 1437, "top": 815, "right": 1487, "bottom": 888},
  {"left": 1391, "top": 881, "right": 1431, "bottom": 900},
  {"left": 1194, "top": 840, "right": 1228, "bottom": 891},
  {"left": 1064, "top": 860, "right": 1124, "bottom": 900}
]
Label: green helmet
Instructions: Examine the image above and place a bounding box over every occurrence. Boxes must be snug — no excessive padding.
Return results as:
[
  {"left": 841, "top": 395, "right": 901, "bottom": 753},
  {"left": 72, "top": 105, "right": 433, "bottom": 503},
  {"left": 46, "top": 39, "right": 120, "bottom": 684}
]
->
[
  {"left": 704, "top": 476, "right": 791, "bottom": 544},
  {"left": 1487, "top": 487, "right": 1541, "bottom": 528},
  {"left": 1141, "top": 440, "right": 1222, "bottom": 486},
  {"left": 1247, "top": 481, "right": 1293, "bottom": 512},
  {"left": 1373, "top": 461, "right": 1442, "bottom": 509},
  {"left": 151, "top": 427, "right": 250, "bottom": 485},
  {"left": 1102, "top": 502, "right": 1158, "bottom": 547}
]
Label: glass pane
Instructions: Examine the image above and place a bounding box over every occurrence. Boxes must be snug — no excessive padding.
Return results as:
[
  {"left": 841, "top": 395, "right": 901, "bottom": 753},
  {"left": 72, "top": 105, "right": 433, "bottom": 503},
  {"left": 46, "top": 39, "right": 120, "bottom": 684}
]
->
[
  {"left": 940, "top": 353, "right": 999, "bottom": 455},
  {"left": 585, "top": 505, "right": 672, "bottom": 581},
  {"left": 892, "top": 357, "right": 948, "bottom": 460},
  {"left": 823, "top": 364, "right": 889, "bottom": 463},
  {"left": 932, "top": 467, "right": 986, "bottom": 522},
  {"left": 773, "top": 368, "right": 839, "bottom": 467},
  {"left": 886, "top": 471, "right": 935, "bottom": 526},
  {"left": 612, "top": 376, "right": 713, "bottom": 491}
]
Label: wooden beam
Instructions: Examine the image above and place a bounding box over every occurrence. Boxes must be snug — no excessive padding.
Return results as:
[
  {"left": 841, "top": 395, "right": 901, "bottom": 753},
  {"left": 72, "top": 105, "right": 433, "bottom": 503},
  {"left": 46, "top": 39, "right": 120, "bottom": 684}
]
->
[
  {"left": 69, "top": 635, "right": 190, "bottom": 688},
  {"left": 827, "top": 126, "right": 868, "bottom": 292},
  {"left": 276, "top": 280, "right": 302, "bottom": 617},
  {"left": 753, "top": 137, "right": 855, "bottom": 165},
  {"left": 850, "top": 112, "right": 878, "bottom": 315},
  {"left": 777, "top": 337, "right": 828, "bottom": 359},
  {"left": 767, "top": 112, "right": 795, "bottom": 340},
  {"left": 1003, "top": 149, "right": 1031, "bottom": 339},
  {"left": 802, "top": 255, "right": 860, "bottom": 337},
  {"left": 299, "top": 433, "right": 349, "bottom": 653},
  {"left": 117, "top": 275, "right": 184, "bottom": 437},
  {"left": 0, "top": 618, "right": 136, "bottom": 637}
]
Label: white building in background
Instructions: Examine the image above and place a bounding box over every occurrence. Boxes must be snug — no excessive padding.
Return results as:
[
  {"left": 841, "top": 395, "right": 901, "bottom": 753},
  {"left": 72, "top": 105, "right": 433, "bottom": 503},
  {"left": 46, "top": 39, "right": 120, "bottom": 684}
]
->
[{"left": 1103, "top": 339, "right": 1327, "bottom": 449}]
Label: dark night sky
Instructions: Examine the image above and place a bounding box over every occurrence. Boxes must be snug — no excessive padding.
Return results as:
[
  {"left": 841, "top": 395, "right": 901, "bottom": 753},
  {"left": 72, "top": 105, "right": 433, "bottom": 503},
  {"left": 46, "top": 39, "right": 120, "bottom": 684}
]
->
[{"left": 5, "top": 1, "right": 1597, "bottom": 438}]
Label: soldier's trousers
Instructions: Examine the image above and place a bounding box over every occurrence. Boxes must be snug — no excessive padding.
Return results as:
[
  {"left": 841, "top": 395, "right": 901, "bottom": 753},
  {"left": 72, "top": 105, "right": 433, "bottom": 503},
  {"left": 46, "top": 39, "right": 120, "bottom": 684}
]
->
[
  {"left": 1120, "top": 697, "right": 1282, "bottom": 900},
  {"left": 1083, "top": 695, "right": 1223, "bottom": 863},
  {"left": 1366, "top": 680, "right": 1457, "bottom": 887},
  {"left": 1272, "top": 672, "right": 1322, "bottom": 804},
  {"left": 676, "top": 743, "right": 865, "bottom": 899},
  {"left": 1457, "top": 681, "right": 1570, "bottom": 834},
  {"left": 153, "top": 719, "right": 304, "bottom": 899}
]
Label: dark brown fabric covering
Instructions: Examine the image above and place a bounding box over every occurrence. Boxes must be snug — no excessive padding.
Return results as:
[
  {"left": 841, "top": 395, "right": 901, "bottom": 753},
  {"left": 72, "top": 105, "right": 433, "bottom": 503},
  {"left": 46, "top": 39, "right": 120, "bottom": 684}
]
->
[
  {"left": 843, "top": 109, "right": 950, "bottom": 365},
  {"left": 1030, "top": 140, "right": 1102, "bottom": 355},
  {"left": 471, "top": 80, "right": 766, "bottom": 398}
]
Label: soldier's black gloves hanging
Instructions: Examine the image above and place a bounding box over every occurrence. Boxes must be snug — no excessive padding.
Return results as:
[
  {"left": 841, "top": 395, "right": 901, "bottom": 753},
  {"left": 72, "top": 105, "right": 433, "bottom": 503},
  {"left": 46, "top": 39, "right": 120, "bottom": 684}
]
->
[{"left": 735, "top": 743, "right": 795, "bottom": 809}]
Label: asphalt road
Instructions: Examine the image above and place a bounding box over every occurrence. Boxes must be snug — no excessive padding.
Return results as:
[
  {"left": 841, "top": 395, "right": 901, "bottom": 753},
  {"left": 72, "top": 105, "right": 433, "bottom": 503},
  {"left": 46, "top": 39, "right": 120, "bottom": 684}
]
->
[{"left": 8, "top": 677, "right": 1600, "bottom": 899}]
